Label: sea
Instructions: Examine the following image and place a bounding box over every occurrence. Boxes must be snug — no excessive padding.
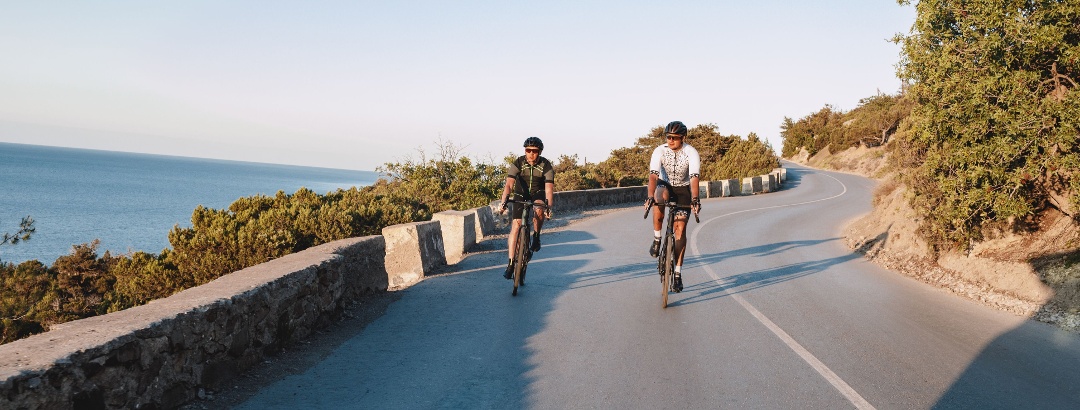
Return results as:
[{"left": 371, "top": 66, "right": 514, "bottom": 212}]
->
[{"left": 0, "top": 142, "right": 379, "bottom": 265}]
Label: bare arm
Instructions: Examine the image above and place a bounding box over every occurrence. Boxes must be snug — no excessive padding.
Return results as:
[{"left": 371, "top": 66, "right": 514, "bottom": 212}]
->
[
  {"left": 545, "top": 181, "right": 554, "bottom": 218},
  {"left": 500, "top": 177, "right": 515, "bottom": 212},
  {"left": 690, "top": 175, "right": 701, "bottom": 214}
]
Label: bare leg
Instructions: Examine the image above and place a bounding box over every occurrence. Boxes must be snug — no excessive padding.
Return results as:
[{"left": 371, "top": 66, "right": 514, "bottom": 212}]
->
[
  {"left": 508, "top": 219, "right": 522, "bottom": 259},
  {"left": 652, "top": 186, "right": 669, "bottom": 231},
  {"left": 674, "top": 218, "right": 688, "bottom": 265},
  {"left": 533, "top": 199, "right": 545, "bottom": 233}
]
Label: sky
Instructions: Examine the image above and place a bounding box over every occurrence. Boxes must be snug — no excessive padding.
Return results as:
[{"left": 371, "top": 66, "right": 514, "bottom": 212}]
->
[{"left": 0, "top": 1, "right": 917, "bottom": 171}]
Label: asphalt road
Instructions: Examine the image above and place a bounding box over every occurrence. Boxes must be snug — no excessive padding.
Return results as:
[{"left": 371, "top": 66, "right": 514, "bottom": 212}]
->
[{"left": 236, "top": 163, "right": 1080, "bottom": 409}]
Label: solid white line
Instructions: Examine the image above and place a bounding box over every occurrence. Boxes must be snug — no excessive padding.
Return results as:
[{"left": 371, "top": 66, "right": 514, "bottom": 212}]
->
[{"left": 689, "top": 171, "right": 876, "bottom": 410}]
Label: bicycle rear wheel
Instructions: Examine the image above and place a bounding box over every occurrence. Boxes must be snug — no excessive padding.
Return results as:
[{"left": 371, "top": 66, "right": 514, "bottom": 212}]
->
[{"left": 512, "top": 223, "right": 529, "bottom": 296}]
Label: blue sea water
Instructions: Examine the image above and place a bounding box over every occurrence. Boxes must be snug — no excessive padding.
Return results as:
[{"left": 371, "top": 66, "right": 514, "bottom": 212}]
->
[{"left": 0, "top": 142, "right": 378, "bottom": 265}]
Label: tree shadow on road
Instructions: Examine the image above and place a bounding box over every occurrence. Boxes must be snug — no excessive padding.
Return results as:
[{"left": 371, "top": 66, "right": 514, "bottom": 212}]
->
[
  {"left": 667, "top": 238, "right": 859, "bottom": 307},
  {"left": 674, "top": 252, "right": 862, "bottom": 307},
  {"left": 930, "top": 316, "right": 1080, "bottom": 409}
]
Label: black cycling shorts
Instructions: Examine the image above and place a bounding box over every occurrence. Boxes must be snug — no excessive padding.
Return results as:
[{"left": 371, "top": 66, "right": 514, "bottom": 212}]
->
[
  {"left": 512, "top": 197, "right": 547, "bottom": 220},
  {"left": 655, "top": 184, "right": 692, "bottom": 219}
]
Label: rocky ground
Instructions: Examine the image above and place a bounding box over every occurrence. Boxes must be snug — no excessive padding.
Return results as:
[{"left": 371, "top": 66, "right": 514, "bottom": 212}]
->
[{"left": 792, "top": 146, "right": 1080, "bottom": 333}]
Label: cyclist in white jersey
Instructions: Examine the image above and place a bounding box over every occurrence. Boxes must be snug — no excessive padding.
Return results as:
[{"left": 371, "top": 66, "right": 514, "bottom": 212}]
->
[{"left": 645, "top": 121, "right": 701, "bottom": 292}]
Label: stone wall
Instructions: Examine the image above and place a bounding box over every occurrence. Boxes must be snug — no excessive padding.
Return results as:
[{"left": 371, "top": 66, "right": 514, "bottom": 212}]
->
[
  {"left": 554, "top": 186, "right": 647, "bottom": 210},
  {"left": 0, "top": 170, "right": 786, "bottom": 409},
  {"left": 0, "top": 236, "right": 386, "bottom": 410}
]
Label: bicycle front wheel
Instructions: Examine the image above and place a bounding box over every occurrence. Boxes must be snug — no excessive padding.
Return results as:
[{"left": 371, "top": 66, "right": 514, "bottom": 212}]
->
[
  {"left": 513, "top": 223, "right": 529, "bottom": 296},
  {"left": 662, "top": 232, "right": 676, "bottom": 308}
]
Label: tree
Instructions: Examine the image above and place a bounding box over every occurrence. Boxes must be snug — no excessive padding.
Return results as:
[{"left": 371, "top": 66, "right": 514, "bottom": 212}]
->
[
  {"left": 375, "top": 139, "right": 503, "bottom": 213},
  {"left": 842, "top": 93, "right": 914, "bottom": 147},
  {"left": 780, "top": 105, "right": 845, "bottom": 157},
  {"left": 0, "top": 260, "right": 51, "bottom": 343},
  {"left": 0, "top": 216, "right": 35, "bottom": 247},
  {"left": 705, "top": 133, "right": 780, "bottom": 180},
  {"left": 895, "top": 0, "right": 1080, "bottom": 249}
]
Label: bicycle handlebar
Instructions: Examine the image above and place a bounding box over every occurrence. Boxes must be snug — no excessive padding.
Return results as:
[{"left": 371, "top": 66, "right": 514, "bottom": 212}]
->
[
  {"left": 504, "top": 199, "right": 550, "bottom": 210},
  {"left": 644, "top": 200, "right": 700, "bottom": 224}
]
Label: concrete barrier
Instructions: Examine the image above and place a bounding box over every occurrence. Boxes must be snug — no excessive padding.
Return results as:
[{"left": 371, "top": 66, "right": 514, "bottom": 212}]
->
[
  {"left": 471, "top": 206, "right": 495, "bottom": 239},
  {"left": 724, "top": 179, "right": 741, "bottom": 196},
  {"left": 554, "top": 186, "right": 646, "bottom": 211},
  {"left": 432, "top": 210, "right": 476, "bottom": 264},
  {"left": 698, "top": 181, "right": 725, "bottom": 198},
  {"left": 773, "top": 167, "right": 787, "bottom": 183},
  {"left": 760, "top": 174, "right": 777, "bottom": 193},
  {"left": 382, "top": 221, "right": 446, "bottom": 289}
]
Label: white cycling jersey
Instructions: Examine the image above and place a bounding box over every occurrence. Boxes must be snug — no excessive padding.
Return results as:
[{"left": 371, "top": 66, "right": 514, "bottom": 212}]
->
[{"left": 649, "top": 143, "right": 700, "bottom": 187}]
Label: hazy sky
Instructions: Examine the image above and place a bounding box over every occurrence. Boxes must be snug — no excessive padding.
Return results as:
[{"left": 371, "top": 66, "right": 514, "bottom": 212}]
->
[{"left": 0, "top": 1, "right": 916, "bottom": 171}]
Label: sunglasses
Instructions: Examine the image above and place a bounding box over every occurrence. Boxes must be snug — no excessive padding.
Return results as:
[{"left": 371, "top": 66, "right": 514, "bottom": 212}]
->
[
  {"left": 666, "top": 135, "right": 683, "bottom": 141},
  {"left": 525, "top": 148, "right": 540, "bottom": 153}
]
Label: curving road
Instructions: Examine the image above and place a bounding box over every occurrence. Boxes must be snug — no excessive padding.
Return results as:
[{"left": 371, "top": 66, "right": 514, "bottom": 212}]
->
[{"left": 236, "top": 163, "right": 1080, "bottom": 409}]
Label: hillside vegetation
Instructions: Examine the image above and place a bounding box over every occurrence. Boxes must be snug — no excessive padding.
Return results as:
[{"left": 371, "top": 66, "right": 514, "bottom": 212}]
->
[
  {"left": 783, "top": 0, "right": 1080, "bottom": 329},
  {"left": 1, "top": 130, "right": 775, "bottom": 345}
]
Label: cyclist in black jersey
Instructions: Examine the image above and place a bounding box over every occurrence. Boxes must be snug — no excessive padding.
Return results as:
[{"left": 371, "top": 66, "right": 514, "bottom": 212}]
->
[
  {"left": 645, "top": 121, "right": 702, "bottom": 292},
  {"left": 499, "top": 137, "right": 555, "bottom": 279}
]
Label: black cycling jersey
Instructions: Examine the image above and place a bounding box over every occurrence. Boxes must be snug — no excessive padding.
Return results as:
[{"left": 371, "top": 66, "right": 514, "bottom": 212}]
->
[{"left": 508, "top": 155, "right": 554, "bottom": 199}]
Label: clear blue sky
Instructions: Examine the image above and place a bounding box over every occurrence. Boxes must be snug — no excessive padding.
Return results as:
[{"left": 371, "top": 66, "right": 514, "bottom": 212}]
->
[{"left": 0, "top": 1, "right": 916, "bottom": 171}]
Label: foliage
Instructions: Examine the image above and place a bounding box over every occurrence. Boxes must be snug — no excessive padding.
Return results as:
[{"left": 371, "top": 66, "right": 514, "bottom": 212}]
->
[
  {"left": 0, "top": 260, "right": 51, "bottom": 344},
  {"left": 780, "top": 93, "right": 914, "bottom": 158},
  {"left": 552, "top": 154, "right": 601, "bottom": 192},
  {"left": 704, "top": 133, "right": 781, "bottom": 180},
  {"left": 0, "top": 216, "right": 35, "bottom": 247},
  {"left": 375, "top": 140, "right": 503, "bottom": 213},
  {"left": 894, "top": 0, "right": 1080, "bottom": 250}
]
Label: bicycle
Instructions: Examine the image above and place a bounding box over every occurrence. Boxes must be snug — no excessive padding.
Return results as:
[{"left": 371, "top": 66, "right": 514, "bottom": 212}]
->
[
  {"left": 644, "top": 198, "right": 699, "bottom": 308},
  {"left": 503, "top": 194, "right": 550, "bottom": 296}
]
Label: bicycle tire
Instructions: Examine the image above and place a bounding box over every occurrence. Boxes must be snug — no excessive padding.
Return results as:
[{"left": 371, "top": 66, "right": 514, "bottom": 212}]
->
[
  {"left": 512, "top": 219, "right": 529, "bottom": 296},
  {"left": 665, "top": 228, "right": 673, "bottom": 306},
  {"left": 665, "top": 230, "right": 676, "bottom": 292},
  {"left": 656, "top": 237, "right": 667, "bottom": 307}
]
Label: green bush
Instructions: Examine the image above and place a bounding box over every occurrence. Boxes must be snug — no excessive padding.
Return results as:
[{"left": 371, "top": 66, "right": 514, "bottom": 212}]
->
[
  {"left": 780, "top": 94, "right": 913, "bottom": 158},
  {"left": 894, "top": 0, "right": 1080, "bottom": 250},
  {"left": 704, "top": 133, "right": 780, "bottom": 180}
]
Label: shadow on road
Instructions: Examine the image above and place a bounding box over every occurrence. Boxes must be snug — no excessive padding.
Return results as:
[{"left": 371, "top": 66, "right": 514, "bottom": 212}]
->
[
  {"left": 670, "top": 238, "right": 860, "bottom": 307},
  {"left": 930, "top": 317, "right": 1080, "bottom": 408}
]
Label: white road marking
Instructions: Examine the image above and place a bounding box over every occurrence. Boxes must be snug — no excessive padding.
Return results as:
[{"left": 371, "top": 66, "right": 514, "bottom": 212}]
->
[{"left": 689, "top": 171, "right": 876, "bottom": 410}]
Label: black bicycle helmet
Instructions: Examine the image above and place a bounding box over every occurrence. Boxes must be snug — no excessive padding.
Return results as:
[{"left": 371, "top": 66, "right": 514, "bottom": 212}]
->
[
  {"left": 664, "top": 121, "right": 688, "bottom": 136},
  {"left": 523, "top": 137, "right": 544, "bottom": 151}
]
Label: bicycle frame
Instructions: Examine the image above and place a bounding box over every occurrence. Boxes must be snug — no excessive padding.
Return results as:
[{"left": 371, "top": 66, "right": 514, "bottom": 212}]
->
[{"left": 644, "top": 200, "right": 698, "bottom": 308}]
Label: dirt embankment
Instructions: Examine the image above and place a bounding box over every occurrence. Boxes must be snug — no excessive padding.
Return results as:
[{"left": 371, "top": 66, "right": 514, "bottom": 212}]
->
[{"left": 790, "top": 146, "right": 1080, "bottom": 333}]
